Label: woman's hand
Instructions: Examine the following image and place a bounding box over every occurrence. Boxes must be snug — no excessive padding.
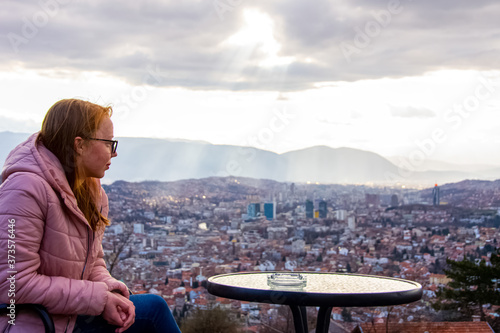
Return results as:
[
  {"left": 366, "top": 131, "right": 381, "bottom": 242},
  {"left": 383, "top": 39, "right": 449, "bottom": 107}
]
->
[
  {"left": 111, "top": 281, "right": 131, "bottom": 298},
  {"left": 102, "top": 291, "right": 136, "bottom": 332}
]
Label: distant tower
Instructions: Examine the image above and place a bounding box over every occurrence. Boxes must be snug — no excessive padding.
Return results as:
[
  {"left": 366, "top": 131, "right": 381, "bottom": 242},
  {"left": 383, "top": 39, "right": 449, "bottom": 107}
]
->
[
  {"left": 391, "top": 194, "right": 399, "bottom": 207},
  {"left": 305, "top": 200, "right": 314, "bottom": 218},
  {"left": 347, "top": 215, "right": 356, "bottom": 231},
  {"left": 365, "top": 194, "right": 380, "bottom": 207},
  {"left": 318, "top": 200, "right": 327, "bottom": 218},
  {"left": 247, "top": 203, "right": 260, "bottom": 218},
  {"left": 264, "top": 203, "right": 274, "bottom": 220},
  {"left": 432, "top": 184, "right": 440, "bottom": 206}
]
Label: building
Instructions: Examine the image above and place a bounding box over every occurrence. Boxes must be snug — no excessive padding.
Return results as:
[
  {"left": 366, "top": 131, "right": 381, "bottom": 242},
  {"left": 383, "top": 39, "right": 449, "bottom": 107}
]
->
[
  {"left": 365, "top": 193, "right": 380, "bottom": 207},
  {"left": 267, "top": 226, "right": 287, "bottom": 240},
  {"left": 305, "top": 200, "right": 314, "bottom": 218},
  {"left": 335, "top": 209, "right": 347, "bottom": 221},
  {"left": 348, "top": 215, "right": 356, "bottom": 231},
  {"left": 292, "top": 239, "right": 306, "bottom": 254},
  {"left": 391, "top": 194, "right": 399, "bottom": 207},
  {"left": 108, "top": 223, "right": 124, "bottom": 235},
  {"left": 433, "top": 184, "right": 440, "bottom": 206},
  {"left": 264, "top": 203, "right": 274, "bottom": 220},
  {"left": 318, "top": 200, "right": 327, "bottom": 218},
  {"left": 247, "top": 203, "right": 260, "bottom": 218},
  {"left": 133, "top": 223, "right": 145, "bottom": 234}
]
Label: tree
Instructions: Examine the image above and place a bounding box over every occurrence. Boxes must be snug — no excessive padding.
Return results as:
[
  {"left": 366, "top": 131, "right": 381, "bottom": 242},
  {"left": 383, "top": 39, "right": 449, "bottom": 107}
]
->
[
  {"left": 105, "top": 231, "right": 133, "bottom": 275},
  {"left": 341, "top": 307, "right": 352, "bottom": 322},
  {"left": 180, "top": 306, "right": 240, "bottom": 333},
  {"left": 260, "top": 305, "right": 293, "bottom": 333},
  {"left": 260, "top": 305, "right": 316, "bottom": 333},
  {"left": 433, "top": 251, "right": 500, "bottom": 322}
]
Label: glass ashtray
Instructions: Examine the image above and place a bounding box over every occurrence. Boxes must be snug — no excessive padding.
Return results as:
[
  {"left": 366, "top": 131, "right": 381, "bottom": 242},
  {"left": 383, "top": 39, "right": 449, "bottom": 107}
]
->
[{"left": 267, "top": 273, "right": 307, "bottom": 289}]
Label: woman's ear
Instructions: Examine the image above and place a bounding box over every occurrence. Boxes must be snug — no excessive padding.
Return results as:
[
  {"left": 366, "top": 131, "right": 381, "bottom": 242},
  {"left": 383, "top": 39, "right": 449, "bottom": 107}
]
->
[{"left": 74, "top": 136, "right": 85, "bottom": 155}]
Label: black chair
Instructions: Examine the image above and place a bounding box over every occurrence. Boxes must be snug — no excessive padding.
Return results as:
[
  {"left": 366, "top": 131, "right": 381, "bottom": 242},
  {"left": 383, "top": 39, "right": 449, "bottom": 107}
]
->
[{"left": 0, "top": 303, "right": 55, "bottom": 333}]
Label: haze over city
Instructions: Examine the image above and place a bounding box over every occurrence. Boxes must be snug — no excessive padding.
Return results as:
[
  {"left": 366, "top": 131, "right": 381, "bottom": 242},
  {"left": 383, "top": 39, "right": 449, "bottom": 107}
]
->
[{"left": 1, "top": 0, "right": 500, "bottom": 167}]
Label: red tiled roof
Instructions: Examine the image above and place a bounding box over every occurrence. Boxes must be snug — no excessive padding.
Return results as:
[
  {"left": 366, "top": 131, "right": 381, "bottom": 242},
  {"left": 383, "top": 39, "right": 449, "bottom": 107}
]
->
[
  {"left": 215, "top": 297, "right": 232, "bottom": 304},
  {"left": 354, "top": 321, "right": 494, "bottom": 333},
  {"left": 194, "top": 298, "right": 207, "bottom": 305}
]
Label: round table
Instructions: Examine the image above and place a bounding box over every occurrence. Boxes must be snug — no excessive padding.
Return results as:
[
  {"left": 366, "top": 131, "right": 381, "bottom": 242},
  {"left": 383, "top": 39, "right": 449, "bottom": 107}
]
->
[{"left": 207, "top": 271, "right": 422, "bottom": 333}]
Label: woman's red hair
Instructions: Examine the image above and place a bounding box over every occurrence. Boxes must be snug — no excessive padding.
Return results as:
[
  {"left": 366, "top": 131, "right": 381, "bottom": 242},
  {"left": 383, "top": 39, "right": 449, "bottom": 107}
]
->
[{"left": 39, "top": 99, "right": 112, "bottom": 231}]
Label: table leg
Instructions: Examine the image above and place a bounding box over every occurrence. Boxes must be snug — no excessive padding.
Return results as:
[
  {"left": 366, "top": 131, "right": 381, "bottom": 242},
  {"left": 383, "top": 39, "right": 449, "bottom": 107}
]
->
[
  {"left": 315, "top": 306, "right": 333, "bottom": 333},
  {"left": 289, "top": 305, "right": 308, "bottom": 333}
]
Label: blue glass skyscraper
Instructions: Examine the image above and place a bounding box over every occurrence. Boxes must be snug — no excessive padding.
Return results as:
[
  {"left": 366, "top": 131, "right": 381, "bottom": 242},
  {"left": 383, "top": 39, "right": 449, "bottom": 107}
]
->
[
  {"left": 305, "top": 200, "right": 314, "bottom": 218},
  {"left": 318, "top": 200, "right": 327, "bottom": 218},
  {"left": 247, "top": 203, "right": 260, "bottom": 218},
  {"left": 264, "top": 203, "right": 274, "bottom": 220}
]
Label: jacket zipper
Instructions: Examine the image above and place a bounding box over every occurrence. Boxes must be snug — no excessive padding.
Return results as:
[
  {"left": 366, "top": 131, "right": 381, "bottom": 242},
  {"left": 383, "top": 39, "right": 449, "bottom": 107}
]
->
[
  {"left": 70, "top": 208, "right": 100, "bottom": 331},
  {"left": 82, "top": 208, "right": 100, "bottom": 279},
  {"left": 67, "top": 229, "right": 92, "bottom": 332},
  {"left": 81, "top": 229, "right": 91, "bottom": 280},
  {"left": 63, "top": 315, "right": 71, "bottom": 333},
  {"left": 63, "top": 199, "right": 102, "bottom": 331}
]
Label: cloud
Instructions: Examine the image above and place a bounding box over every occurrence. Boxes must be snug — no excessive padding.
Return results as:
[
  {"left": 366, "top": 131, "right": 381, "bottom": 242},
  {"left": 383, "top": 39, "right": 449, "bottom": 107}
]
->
[
  {"left": 1, "top": 0, "right": 500, "bottom": 91},
  {"left": 0, "top": 115, "right": 40, "bottom": 132},
  {"left": 317, "top": 116, "right": 352, "bottom": 126},
  {"left": 276, "top": 93, "right": 289, "bottom": 101},
  {"left": 390, "top": 106, "right": 437, "bottom": 119}
]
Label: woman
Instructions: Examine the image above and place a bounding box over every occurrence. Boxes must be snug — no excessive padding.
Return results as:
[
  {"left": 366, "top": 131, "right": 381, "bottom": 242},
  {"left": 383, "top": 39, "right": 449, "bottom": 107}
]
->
[{"left": 0, "top": 99, "right": 181, "bottom": 332}]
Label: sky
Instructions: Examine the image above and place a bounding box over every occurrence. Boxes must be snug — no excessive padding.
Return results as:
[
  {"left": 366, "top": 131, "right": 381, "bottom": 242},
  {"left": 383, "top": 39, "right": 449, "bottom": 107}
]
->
[{"left": 1, "top": 0, "right": 500, "bottom": 167}]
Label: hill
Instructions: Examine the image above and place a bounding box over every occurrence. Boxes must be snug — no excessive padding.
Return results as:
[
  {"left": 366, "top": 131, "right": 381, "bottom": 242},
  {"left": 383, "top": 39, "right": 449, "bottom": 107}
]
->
[{"left": 1, "top": 132, "right": 498, "bottom": 185}]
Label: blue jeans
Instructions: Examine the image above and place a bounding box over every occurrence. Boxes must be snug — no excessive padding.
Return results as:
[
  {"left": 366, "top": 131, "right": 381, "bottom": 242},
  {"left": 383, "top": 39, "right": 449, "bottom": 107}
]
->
[{"left": 73, "top": 294, "right": 181, "bottom": 333}]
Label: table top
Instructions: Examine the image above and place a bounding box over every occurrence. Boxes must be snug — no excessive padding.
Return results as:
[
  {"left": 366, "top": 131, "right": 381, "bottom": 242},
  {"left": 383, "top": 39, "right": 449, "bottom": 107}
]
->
[{"left": 207, "top": 271, "right": 422, "bottom": 307}]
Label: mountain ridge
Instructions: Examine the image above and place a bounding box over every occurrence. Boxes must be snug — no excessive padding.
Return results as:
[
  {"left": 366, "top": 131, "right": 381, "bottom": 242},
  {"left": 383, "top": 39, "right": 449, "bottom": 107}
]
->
[{"left": 1, "top": 131, "right": 498, "bottom": 185}]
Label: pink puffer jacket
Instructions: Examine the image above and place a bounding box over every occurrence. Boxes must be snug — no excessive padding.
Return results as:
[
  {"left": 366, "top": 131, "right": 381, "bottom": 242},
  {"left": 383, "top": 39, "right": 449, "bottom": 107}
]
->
[{"left": 0, "top": 133, "right": 128, "bottom": 333}]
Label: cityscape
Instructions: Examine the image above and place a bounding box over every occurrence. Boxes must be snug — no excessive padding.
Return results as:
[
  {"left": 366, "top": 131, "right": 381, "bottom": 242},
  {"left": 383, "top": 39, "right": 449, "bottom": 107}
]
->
[
  {"left": 3, "top": 1, "right": 500, "bottom": 332},
  {"left": 101, "top": 176, "right": 500, "bottom": 332}
]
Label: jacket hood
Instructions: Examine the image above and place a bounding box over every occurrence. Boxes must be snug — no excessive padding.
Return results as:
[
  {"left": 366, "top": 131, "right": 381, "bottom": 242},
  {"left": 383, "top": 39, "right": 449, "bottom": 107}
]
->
[{"left": 1, "top": 132, "right": 83, "bottom": 214}]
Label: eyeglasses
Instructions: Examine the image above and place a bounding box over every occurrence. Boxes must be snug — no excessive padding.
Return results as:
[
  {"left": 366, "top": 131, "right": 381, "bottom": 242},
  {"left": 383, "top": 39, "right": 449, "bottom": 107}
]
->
[{"left": 88, "top": 138, "right": 118, "bottom": 154}]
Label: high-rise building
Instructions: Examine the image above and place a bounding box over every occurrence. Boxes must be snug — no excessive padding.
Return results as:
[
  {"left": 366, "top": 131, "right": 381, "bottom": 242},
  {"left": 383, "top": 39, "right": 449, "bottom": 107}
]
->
[
  {"left": 348, "top": 215, "right": 356, "bottom": 231},
  {"left": 318, "top": 200, "right": 327, "bottom": 218},
  {"left": 247, "top": 203, "right": 260, "bottom": 218},
  {"left": 432, "top": 184, "right": 440, "bottom": 206},
  {"left": 335, "top": 209, "right": 347, "bottom": 221},
  {"left": 305, "top": 200, "right": 314, "bottom": 218},
  {"left": 391, "top": 194, "right": 399, "bottom": 207},
  {"left": 264, "top": 203, "right": 274, "bottom": 220},
  {"left": 365, "top": 194, "right": 380, "bottom": 207}
]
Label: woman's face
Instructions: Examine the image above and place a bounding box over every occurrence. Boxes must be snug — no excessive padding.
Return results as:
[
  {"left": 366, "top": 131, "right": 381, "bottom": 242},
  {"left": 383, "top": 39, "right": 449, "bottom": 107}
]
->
[{"left": 79, "top": 117, "right": 117, "bottom": 178}]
